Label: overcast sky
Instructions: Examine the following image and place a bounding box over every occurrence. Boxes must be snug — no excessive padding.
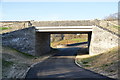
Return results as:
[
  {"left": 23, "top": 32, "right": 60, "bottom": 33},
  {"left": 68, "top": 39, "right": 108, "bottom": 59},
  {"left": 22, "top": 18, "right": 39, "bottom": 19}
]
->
[{"left": 0, "top": 0, "right": 119, "bottom": 21}]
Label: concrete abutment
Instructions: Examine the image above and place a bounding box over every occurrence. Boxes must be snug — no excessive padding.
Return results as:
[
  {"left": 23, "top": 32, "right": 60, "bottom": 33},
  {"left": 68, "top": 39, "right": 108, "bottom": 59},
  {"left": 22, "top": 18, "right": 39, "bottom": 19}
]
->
[
  {"left": 88, "top": 32, "right": 92, "bottom": 50},
  {"left": 35, "top": 32, "right": 51, "bottom": 56},
  {"left": 89, "top": 26, "right": 118, "bottom": 55}
]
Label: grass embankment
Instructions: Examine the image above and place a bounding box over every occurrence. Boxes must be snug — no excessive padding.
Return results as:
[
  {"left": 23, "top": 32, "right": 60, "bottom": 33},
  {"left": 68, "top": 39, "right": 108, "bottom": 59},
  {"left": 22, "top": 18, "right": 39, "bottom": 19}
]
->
[
  {"left": 2, "top": 46, "right": 35, "bottom": 78},
  {"left": 2, "top": 46, "right": 58, "bottom": 78},
  {"left": 51, "top": 38, "right": 87, "bottom": 48},
  {"left": 76, "top": 46, "right": 119, "bottom": 79},
  {"left": 112, "top": 26, "right": 120, "bottom": 29},
  {"left": 0, "top": 27, "right": 12, "bottom": 30},
  {"left": 102, "top": 25, "right": 119, "bottom": 35}
]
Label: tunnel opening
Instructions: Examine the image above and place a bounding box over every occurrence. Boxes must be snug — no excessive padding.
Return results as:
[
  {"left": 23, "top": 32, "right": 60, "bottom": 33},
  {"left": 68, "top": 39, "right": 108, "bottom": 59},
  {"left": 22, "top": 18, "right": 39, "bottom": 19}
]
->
[
  {"left": 50, "top": 33, "right": 91, "bottom": 54},
  {"left": 35, "top": 26, "right": 93, "bottom": 56}
]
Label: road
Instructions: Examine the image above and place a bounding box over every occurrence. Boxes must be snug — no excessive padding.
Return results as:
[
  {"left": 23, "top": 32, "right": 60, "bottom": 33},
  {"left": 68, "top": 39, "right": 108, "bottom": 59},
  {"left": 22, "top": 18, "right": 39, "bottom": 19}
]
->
[{"left": 25, "top": 48, "right": 116, "bottom": 80}]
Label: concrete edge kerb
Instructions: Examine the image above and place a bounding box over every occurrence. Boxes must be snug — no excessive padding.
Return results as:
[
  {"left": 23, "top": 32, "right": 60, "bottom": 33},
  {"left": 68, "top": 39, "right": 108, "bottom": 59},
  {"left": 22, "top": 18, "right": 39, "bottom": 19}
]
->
[{"left": 74, "top": 55, "right": 82, "bottom": 68}]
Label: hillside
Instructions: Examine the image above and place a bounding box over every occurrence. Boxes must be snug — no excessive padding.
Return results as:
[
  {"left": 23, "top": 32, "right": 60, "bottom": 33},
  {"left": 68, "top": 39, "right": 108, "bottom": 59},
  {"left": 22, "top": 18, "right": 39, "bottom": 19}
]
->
[
  {"left": 2, "top": 46, "right": 58, "bottom": 78},
  {"left": 76, "top": 46, "right": 119, "bottom": 79}
]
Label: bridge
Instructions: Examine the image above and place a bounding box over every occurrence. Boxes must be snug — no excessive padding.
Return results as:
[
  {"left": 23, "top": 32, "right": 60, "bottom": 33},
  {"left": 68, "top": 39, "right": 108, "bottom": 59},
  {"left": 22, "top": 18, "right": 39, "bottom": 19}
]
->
[
  {"left": 2, "top": 21, "right": 118, "bottom": 56},
  {"left": 35, "top": 26, "right": 94, "bottom": 56}
]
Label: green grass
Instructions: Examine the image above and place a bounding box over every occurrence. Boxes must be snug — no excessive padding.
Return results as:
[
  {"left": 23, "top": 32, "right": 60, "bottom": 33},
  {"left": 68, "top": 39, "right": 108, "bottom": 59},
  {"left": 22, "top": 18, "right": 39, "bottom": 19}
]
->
[
  {"left": 15, "top": 49, "right": 35, "bottom": 58},
  {"left": 78, "top": 46, "right": 119, "bottom": 69},
  {"left": 2, "top": 59, "right": 13, "bottom": 67},
  {"left": 71, "top": 38, "right": 87, "bottom": 42},
  {"left": 112, "top": 26, "right": 120, "bottom": 29},
  {"left": 0, "top": 27, "right": 12, "bottom": 30},
  {"left": 79, "top": 54, "right": 102, "bottom": 67},
  {"left": 51, "top": 38, "right": 87, "bottom": 47},
  {"left": 101, "top": 62, "right": 114, "bottom": 68},
  {"left": 4, "top": 46, "right": 35, "bottom": 58}
]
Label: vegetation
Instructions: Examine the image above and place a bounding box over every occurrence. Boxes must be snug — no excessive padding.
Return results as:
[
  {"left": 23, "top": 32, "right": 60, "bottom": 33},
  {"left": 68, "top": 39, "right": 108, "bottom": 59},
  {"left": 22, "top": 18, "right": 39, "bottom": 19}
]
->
[
  {"left": 104, "top": 13, "right": 118, "bottom": 21},
  {"left": 51, "top": 38, "right": 87, "bottom": 47},
  {"left": 77, "top": 46, "right": 119, "bottom": 79},
  {"left": 13, "top": 48, "right": 35, "bottom": 58},
  {"left": 80, "top": 54, "right": 102, "bottom": 67},
  {"left": 0, "top": 27, "right": 12, "bottom": 30},
  {"left": 78, "top": 46, "right": 118, "bottom": 67},
  {"left": 112, "top": 25, "right": 120, "bottom": 29},
  {"left": 2, "top": 59, "right": 13, "bottom": 67},
  {"left": 2, "top": 46, "right": 59, "bottom": 78},
  {"left": 4, "top": 46, "right": 35, "bottom": 58}
]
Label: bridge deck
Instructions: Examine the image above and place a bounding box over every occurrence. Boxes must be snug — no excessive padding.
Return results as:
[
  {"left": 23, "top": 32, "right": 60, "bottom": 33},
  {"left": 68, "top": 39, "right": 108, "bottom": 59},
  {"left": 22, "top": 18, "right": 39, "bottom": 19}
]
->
[{"left": 35, "top": 26, "right": 94, "bottom": 33}]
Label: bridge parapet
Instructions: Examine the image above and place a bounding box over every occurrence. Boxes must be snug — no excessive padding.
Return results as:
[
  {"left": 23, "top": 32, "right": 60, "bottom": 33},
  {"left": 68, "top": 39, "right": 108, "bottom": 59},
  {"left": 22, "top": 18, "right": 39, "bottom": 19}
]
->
[{"left": 35, "top": 26, "right": 94, "bottom": 33}]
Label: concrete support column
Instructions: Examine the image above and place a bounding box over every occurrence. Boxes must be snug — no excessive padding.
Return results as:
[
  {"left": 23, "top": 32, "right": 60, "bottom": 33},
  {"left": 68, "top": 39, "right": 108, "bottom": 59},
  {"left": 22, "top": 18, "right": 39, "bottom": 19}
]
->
[
  {"left": 88, "top": 32, "right": 92, "bottom": 50},
  {"left": 35, "top": 32, "right": 51, "bottom": 56}
]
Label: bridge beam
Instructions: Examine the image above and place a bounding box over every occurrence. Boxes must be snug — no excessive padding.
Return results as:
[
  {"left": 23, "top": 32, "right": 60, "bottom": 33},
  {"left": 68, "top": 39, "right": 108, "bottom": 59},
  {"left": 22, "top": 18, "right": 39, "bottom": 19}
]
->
[{"left": 35, "top": 32, "right": 51, "bottom": 56}]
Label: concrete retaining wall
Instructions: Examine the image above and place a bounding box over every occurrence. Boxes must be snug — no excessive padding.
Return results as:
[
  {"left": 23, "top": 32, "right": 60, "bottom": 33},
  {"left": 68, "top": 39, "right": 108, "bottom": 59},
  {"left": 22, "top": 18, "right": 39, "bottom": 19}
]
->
[
  {"left": 90, "top": 26, "right": 119, "bottom": 55},
  {"left": 2, "top": 27, "right": 36, "bottom": 55}
]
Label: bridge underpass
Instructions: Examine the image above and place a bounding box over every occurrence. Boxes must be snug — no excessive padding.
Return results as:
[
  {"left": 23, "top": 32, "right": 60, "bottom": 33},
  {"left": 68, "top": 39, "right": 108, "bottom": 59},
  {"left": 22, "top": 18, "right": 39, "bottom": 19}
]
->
[
  {"left": 35, "top": 26, "right": 93, "bottom": 56},
  {"left": 26, "top": 25, "right": 117, "bottom": 79}
]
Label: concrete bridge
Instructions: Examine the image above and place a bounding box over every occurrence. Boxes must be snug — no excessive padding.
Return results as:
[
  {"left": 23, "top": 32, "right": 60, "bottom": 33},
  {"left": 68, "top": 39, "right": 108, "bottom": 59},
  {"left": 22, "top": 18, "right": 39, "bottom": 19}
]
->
[
  {"left": 35, "top": 26, "right": 94, "bottom": 56},
  {"left": 2, "top": 23, "right": 118, "bottom": 56}
]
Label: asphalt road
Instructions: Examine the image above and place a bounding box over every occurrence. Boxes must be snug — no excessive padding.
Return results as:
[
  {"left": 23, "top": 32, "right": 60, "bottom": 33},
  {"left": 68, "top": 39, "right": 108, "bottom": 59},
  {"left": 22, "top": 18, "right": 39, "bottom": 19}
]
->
[{"left": 25, "top": 48, "right": 116, "bottom": 80}]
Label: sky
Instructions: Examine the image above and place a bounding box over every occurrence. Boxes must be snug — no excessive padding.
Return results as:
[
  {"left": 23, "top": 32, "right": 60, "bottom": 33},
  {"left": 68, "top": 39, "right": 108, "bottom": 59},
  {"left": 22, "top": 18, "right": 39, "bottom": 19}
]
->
[{"left": 0, "top": 1, "right": 119, "bottom": 21}]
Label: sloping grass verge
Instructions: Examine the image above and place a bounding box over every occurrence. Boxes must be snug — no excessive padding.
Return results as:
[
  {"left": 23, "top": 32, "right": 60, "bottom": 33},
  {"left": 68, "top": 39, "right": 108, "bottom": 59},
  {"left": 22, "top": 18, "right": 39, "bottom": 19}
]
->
[
  {"left": 51, "top": 38, "right": 87, "bottom": 47},
  {"left": 3, "top": 46, "right": 35, "bottom": 58},
  {"left": 2, "top": 59, "right": 14, "bottom": 67},
  {"left": 2, "top": 46, "right": 59, "bottom": 78},
  {"left": 76, "top": 46, "right": 119, "bottom": 79},
  {"left": 0, "top": 27, "right": 12, "bottom": 30}
]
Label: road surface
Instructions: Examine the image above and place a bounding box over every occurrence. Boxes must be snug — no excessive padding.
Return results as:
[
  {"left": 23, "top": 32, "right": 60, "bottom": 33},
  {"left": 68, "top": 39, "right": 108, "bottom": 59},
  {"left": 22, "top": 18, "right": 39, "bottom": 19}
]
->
[{"left": 25, "top": 48, "right": 116, "bottom": 80}]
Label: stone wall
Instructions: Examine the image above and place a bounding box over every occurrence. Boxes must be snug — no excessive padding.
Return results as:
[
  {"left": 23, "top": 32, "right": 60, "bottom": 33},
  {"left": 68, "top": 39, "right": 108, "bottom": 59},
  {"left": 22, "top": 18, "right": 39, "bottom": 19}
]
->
[
  {"left": 90, "top": 26, "right": 119, "bottom": 55},
  {"left": 2, "top": 27, "right": 35, "bottom": 55}
]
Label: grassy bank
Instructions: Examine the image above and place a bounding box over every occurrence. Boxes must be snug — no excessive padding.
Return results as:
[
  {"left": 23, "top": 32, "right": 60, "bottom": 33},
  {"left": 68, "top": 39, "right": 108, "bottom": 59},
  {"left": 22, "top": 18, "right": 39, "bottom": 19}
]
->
[
  {"left": 51, "top": 38, "right": 87, "bottom": 47},
  {"left": 0, "top": 27, "right": 12, "bottom": 30},
  {"left": 2, "top": 46, "right": 58, "bottom": 78},
  {"left": 76, "top": 46, "right": 119, "bottom": 79},
  {"left": 101, "top": 25, "right": 119, "bottom": 35}
]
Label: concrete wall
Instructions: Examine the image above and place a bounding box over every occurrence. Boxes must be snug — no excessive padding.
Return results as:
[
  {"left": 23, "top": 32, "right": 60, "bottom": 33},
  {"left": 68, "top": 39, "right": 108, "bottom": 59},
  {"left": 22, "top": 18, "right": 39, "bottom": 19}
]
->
[
  {"left": 2, "top": 27, "right": 52, "bottom": 56},
  {"left": 2, "top": 27, "right": 36, "bottom": 55},
  {"left": 35, "top": 33, "right": 51, "bottom": 56},
  {"left": 90, "top": 26, "right": 119, "bottom": 55}
]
